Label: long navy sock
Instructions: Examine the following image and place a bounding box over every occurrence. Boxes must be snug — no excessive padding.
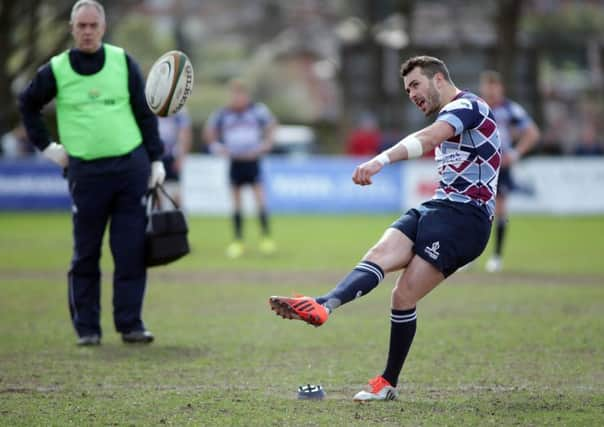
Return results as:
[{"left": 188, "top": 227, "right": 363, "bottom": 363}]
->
[
  {"left": 495, "top": 217, "right": 507, "bottom": 256},
  {"left": 259, "top": 209, "right": 270, "bottom": 236},
  {"left": 233, "top": 211, "right": 242, "bottom": 240},
  {"left": 315, "top": 261, "right": 384, "bottom": 312},
  {"left": 382, "top": 308, "right": 417, "bottom": 387}
]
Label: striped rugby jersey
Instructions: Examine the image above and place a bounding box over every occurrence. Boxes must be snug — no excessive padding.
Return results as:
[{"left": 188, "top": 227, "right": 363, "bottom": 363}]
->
[
  {"left": 491, "top": 99, "right": 534, "bottom": 154},
  {"left": 433, "top": 91, "right": 501, "bottom": 218},
  {"left": 206, "top": 102, "right": 275, "bottom": 157}
]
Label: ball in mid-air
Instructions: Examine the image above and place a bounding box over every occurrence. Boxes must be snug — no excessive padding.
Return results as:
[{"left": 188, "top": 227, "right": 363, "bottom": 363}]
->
[{"left": 145, "top": 50, "right": 194, "bottom": 117}]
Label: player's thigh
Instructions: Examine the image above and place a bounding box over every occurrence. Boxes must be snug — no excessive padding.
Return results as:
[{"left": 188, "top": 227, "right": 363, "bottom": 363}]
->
[
  {"left": 363, "top": 228, "right": 415, "bottom": 273},
  {"left": 392, "top": 255, "right": 445, "bottom": 309}
]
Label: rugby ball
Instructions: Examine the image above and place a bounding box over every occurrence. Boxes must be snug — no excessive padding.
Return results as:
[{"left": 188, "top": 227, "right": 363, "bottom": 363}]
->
[{"left": 145, "top": 50, "right": 194, "bottom": 117}]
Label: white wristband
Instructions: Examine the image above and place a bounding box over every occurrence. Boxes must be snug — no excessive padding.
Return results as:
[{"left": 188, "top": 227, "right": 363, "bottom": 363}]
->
[
  {"left": 375, "top": 152, "right": 390, "bottom": 166},
  {"left": 401, "top": 135, "right": 423, "bottom": 159}
]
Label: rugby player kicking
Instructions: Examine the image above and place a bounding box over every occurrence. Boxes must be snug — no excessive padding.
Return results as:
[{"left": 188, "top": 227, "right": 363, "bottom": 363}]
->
[{"left": 269, "top": 56, "right": 501, "bottom": 401}]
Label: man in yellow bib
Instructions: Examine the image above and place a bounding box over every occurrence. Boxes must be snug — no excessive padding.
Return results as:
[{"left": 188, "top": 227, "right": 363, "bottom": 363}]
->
[{"left": 19, "top": 0, "right": 165, "bottom": 346}]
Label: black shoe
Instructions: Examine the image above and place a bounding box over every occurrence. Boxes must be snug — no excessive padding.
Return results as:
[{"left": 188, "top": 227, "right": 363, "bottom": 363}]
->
[
  {"left": 77, "top": 334, "right": 101, "bottom": 346},
  {"left": 121, "top": 329, "right": 154, "bottom": 344}
]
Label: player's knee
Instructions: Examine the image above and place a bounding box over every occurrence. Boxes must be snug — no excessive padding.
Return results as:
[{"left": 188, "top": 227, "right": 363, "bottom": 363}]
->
[
  {"left": 391, "top": 283, "right": 417, "bottom": 310},
  {"left": 364, "top": 243, "right": 390, "bottom": 267},
  {"left": 365, "top": 243, "right": 410, "bottom": 273}
]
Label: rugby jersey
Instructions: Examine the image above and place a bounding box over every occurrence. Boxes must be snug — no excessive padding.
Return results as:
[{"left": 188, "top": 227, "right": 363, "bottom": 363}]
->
[
  {"left": 491, "top": 99, "right": 534, "bottom": 154},
  {"left": 433, "top": 91, "right": 501, "bottom": 218},
  {"left": 206, "top": 102, "right": 275, "bottom": 157}
]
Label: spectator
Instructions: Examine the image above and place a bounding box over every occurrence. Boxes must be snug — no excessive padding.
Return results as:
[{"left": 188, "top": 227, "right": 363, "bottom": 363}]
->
[
  {"left": 346, "top": 112, "right": 381, "bottom": 156},
  {"left": 18, "top": 0, "right": 163, "bottom": 346}
]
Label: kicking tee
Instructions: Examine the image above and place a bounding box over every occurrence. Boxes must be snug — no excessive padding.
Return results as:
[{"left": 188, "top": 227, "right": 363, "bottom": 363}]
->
[{"left": 434, "top": 91, "right": 501, "bottom": 218}]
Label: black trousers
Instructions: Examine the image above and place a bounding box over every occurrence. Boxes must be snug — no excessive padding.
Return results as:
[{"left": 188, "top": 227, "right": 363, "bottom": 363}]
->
[{"left": 67, "top": 163, "right": 149, "bottom": 337}]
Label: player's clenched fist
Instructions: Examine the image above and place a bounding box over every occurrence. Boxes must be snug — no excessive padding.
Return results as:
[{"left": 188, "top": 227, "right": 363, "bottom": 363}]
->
[{"left": 352, "top": 159, "right": 383, "bottom": 186}]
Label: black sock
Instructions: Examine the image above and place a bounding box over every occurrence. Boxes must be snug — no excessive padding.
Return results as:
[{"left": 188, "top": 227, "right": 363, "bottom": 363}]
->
[
  {"left": 495, "top": 218, "right": 507, "bottom": 256},
  {"left": 259, "top": 209, "right": 270, "bottom": 236},
  {"left": 315, "top": 261, "right": 384, "bottom": 311},
  {"left": 233, "top": 211, "right": 242, "bottom": 240},
  {"left": 382, "top": 307, "right": 417, "bottom": 387}
]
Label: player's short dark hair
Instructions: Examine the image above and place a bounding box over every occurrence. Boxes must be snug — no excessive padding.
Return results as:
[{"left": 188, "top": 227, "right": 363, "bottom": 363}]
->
[{"left": 400, "top": 56, "right": 452, "bottom": 83}]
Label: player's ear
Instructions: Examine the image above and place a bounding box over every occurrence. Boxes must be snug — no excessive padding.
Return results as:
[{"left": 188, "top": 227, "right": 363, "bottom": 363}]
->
[
  {"left": 435, "top": 72, "right": 446, "bottom": 89},
  {"left": 432, "top": 72, "right": 441, "bottom": 88}
]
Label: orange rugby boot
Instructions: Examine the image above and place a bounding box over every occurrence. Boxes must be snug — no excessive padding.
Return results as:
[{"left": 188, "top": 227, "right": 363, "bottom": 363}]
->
[
  {"left": 268, "top": 295, "right": 329, "bottom": 327},
  {"left": 353, "top": 375, "right": 398, "bottom": 402}
]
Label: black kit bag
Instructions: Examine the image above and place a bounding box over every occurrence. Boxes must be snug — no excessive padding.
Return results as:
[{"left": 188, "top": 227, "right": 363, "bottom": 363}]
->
[{"left": 145, "top": 184, "right": 190, "bottom": 267}]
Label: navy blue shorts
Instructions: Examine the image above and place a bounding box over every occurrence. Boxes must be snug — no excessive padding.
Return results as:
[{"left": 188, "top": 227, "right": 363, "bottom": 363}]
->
[
  {"left": 390, "top": 199, "right": 492, "bottom": 277},
  {"left": 497, "top": 167, "right": 514, "bottom": 197},
  {"left": 230, "top": 160, "right": 260, "bottom": 187}
]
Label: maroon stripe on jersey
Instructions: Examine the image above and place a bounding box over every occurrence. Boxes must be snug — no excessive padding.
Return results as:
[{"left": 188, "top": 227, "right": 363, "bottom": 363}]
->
[
  {"left": 488, "top": 153, "right": 501, "bottom": 170},
  {"left": 478, "top": 118, "right": 496, "bottom": 138},
  {"left": 465, "top": 185, "right": 493, "bottom": 202}
]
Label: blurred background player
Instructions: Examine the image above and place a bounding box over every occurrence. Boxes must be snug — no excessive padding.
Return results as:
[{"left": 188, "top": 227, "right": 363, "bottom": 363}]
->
[
  {"left": 157, "top": 108, "right": 192, "bottom": 205},
  {"left": 0, "top": 124, "right": 35, "bottom": 158},
  {"left": 479, "top": 70, "right": 540, "bottom": 272},
  {"left": 18, "top": 0, "right": 164, "bottom": 345},
  {"left": 204, "top": 79, "right": 277, "bottom": 258}
]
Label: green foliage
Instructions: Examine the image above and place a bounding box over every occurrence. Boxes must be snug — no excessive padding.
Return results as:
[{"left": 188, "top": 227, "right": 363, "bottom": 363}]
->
[
  {"left": 111, "top": 14, "right": 175, "bottom": 73},
  {"left": 0, "top": 214, "right": 603, "bottom": 425},
  {"left": 522, "top": 3, "right": 604, "bottom": 45}
]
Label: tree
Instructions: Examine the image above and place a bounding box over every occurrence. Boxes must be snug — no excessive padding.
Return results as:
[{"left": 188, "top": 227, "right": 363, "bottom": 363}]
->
[
  {"left": 0, "top": 0, "right": 143, "bottom": 132},
  {"left": 0, "top": 0, "right": 71, "bottom": 131},
  {"left": 492, "top": 0, "right": 523, "bottom": 95}
]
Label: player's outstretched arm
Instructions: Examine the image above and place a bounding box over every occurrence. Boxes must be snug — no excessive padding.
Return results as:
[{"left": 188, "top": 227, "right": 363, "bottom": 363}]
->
[{"left": 352, "top": 121, "right": 455, "bottom": 186}]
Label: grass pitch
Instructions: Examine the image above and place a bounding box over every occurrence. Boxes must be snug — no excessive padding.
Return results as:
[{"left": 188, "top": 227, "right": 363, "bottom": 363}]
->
[{"left": 0, "top": 213, "right": 603, "bottom": 426}]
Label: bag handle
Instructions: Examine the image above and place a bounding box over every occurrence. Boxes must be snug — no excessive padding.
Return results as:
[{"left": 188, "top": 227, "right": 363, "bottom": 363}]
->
[
  {"left": 156, "top": 183, "right": 179, "bottom": 209},
  {"left": 146, "top": 184, "right": 179, "bottom": 217}
]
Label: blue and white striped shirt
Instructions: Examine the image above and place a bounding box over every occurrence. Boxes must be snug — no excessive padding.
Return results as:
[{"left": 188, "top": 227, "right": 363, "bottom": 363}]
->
[{"left": 206, "top": 102, "right": 275, "bottom": 157}]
